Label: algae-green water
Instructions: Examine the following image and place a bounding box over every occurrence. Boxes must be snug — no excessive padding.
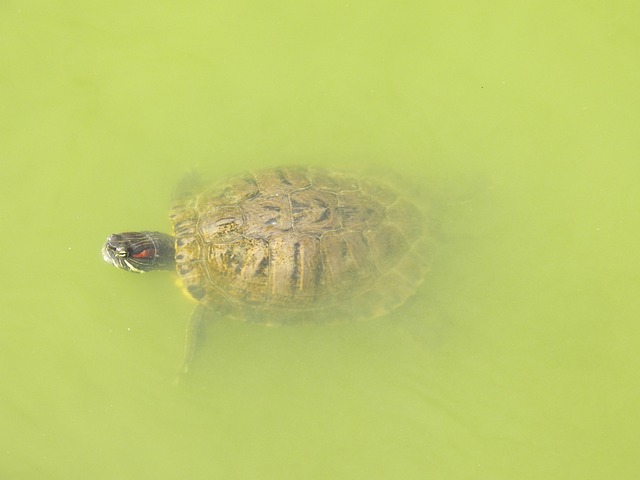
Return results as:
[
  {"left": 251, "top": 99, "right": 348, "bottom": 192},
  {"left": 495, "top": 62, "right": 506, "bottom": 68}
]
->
[{"left": 1, "top": 2, "right": 638, "bottom": 479}]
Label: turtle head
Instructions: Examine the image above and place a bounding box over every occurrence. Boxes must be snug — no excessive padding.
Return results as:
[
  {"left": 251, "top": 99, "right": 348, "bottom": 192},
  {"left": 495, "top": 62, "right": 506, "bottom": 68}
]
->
[{"left": 102, "top": 231, "right": 175, "bottom": 273}]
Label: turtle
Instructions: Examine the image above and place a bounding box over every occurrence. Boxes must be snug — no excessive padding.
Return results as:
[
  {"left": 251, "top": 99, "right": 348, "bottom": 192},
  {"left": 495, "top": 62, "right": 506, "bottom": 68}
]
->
[{"left": 102, "top": 166, "right": 430, "bottom": 374}]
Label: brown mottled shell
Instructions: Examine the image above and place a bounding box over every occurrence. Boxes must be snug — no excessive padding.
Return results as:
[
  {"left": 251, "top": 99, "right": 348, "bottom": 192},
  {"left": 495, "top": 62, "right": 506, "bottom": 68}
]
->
[{"left": 169, "top": 167, "right": 430, "bottom": 324}]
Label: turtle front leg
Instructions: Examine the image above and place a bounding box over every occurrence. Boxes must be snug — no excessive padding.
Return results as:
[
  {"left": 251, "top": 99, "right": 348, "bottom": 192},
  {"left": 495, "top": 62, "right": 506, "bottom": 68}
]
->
[{"left": 176, "top": 304, "right": 210, "bottom": 381}]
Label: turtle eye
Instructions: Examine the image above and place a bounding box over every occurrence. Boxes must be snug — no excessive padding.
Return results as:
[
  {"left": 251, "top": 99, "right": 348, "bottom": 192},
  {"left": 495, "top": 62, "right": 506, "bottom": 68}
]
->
[{"left": 115, "top": 247, "right": 128, "bottom": 257}]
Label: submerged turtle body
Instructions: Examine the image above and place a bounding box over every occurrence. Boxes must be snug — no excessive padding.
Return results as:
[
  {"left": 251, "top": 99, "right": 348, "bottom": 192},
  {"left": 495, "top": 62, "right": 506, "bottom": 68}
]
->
[{"left": 169, "top": 166, "right": 429, "bottom": 324}]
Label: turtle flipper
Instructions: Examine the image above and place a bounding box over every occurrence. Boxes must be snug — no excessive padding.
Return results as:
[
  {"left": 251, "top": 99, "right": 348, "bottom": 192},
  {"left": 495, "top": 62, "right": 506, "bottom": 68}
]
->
[
  {"left": 172, "top": 169, "right": 205, "bottom": 202},
  {"left": 176, "top": 304, "right": 210, "bottom": 380}
]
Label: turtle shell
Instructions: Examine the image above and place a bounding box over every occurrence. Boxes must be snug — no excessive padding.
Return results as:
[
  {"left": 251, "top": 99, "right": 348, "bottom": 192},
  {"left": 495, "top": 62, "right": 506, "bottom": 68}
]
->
[{"left": 169, "top": 166, "right": 430, "bottom": 324}]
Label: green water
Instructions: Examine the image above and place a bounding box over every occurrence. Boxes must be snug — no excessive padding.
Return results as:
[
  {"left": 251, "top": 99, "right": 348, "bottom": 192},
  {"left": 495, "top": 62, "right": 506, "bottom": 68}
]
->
[{"left": 1, "top": 1, "right": 639, "bottom": 479}]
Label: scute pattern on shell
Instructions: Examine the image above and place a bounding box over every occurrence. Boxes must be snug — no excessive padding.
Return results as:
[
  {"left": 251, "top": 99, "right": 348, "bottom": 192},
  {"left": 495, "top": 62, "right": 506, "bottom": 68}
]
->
[{"left": 169, "top": 166, "right": 429, "bottom": 324}]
